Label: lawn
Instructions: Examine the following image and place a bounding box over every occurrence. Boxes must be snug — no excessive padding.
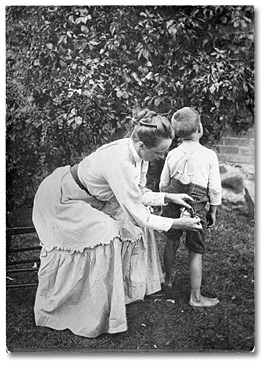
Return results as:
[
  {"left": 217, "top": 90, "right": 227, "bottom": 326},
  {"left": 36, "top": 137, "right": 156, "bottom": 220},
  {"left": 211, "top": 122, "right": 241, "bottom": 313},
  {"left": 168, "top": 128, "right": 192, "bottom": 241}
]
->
[{"left": 6, "top": 209, "right": 255, "bottom": 353}]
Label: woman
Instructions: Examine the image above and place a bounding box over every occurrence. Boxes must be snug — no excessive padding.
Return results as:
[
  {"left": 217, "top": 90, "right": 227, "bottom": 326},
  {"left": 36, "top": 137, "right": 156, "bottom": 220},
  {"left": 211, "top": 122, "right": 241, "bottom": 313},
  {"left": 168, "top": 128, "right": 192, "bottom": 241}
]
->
[{"left": 33, "top": 109, "right": 202, "bottom": 338}]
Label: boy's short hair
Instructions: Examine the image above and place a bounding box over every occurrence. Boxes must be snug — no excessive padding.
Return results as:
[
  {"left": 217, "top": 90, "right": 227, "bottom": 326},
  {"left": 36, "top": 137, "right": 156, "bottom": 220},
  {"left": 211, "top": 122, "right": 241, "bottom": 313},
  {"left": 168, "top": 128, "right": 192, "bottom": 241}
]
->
[{"left": 172, "top": 107, "right": 201, "bottom": 138}]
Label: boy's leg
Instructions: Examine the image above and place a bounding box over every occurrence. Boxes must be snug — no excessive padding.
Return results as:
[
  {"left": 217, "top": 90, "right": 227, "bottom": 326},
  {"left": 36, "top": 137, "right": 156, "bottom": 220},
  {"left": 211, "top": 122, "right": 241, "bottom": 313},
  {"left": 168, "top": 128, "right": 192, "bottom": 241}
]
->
[
  {"left": 163, "top": 237, "right": 180, "bottom": 288},
  {"left": 189, "top": 250, "right": 219, "bottom": 307}
]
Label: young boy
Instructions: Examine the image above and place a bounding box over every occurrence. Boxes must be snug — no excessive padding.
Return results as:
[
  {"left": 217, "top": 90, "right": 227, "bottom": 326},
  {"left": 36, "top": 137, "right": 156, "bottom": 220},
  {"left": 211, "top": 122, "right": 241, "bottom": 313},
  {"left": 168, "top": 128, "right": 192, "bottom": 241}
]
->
[{"left": 160, "top": 107, "right": 222, "bottom": 307}]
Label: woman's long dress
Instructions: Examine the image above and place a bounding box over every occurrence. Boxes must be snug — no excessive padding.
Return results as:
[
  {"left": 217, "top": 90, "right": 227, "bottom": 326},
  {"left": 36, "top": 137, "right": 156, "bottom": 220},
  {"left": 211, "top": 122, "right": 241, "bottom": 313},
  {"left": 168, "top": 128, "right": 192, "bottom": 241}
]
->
[{"left": 33, "top": 138, "right": 172, "bottom": 338}]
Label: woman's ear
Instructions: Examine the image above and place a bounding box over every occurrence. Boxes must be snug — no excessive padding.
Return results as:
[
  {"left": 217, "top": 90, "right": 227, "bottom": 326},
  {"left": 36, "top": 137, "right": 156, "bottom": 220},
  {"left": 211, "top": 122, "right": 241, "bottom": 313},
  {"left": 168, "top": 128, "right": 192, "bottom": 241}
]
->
[{"left": 138, "top": 141, "right": 145, "bottom": 151}]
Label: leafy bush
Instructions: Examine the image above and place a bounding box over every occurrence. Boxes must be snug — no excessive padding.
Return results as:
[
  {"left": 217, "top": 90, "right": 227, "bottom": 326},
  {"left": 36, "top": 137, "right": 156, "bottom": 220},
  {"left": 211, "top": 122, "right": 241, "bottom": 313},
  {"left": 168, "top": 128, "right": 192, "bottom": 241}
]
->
[{"left": 6, "top": 5, "right": 254, "bottom": 209}]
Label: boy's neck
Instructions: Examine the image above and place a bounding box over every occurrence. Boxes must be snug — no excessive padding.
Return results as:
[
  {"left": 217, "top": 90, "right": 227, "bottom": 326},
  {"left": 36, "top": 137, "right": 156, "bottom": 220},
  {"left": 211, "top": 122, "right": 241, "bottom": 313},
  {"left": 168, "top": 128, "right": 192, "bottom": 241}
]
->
[{"left": 183, "top": 136, "right": 200, "bottom": 142}]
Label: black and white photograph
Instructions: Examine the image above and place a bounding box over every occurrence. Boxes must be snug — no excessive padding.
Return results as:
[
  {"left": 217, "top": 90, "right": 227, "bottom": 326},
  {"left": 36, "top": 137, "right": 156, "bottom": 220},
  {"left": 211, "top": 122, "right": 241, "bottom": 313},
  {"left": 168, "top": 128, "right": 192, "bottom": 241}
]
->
[{"left": 5, "top": 1, "right": 258, "bottom": 357}]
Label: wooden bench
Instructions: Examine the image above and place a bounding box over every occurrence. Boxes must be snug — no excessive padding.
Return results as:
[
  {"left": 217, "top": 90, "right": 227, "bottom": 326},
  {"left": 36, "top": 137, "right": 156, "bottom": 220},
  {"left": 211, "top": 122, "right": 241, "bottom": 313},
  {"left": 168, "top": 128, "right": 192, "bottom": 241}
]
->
[{"left": 6, "top": 208, "right": 41, "bottom": 289}]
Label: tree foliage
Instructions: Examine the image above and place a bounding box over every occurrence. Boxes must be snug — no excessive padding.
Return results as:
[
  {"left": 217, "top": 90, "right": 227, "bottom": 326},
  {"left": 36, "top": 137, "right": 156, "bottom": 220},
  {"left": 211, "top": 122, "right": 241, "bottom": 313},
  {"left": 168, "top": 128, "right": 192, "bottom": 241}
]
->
[{"left": 6, "top": 5, "right": 254, "bottom": 209}]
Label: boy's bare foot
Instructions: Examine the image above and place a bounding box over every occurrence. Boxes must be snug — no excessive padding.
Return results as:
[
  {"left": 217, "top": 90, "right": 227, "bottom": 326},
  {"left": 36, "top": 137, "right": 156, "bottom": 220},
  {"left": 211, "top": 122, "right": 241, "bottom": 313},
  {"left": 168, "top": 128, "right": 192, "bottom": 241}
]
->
[{"left": 189, "top": 295, "right": 219, "bottom": 307}]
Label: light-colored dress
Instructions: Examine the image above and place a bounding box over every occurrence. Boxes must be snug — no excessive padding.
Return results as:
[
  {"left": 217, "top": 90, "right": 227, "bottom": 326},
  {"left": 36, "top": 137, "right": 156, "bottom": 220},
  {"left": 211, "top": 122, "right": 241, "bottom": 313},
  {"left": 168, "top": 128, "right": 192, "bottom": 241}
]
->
[{"left": 33, "top": 138, "right": 173, "bottom": 338}]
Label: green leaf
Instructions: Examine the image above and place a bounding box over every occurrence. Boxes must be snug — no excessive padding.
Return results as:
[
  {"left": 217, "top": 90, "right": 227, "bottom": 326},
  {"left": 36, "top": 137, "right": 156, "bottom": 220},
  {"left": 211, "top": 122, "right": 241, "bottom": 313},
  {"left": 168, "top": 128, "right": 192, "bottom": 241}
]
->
[
  {"left": 59, "top": 60, "right": 67, "bottom": 67},
  {"left": 75, "top": 116, "right": 83, "bottom": 125},
  {"left": 145, "top": 71, "right": 153, "bottom": 80},
  {"left": 81, "top": 25, "right": 89, "bottom": 34},
  {"left": 154, "top": 97, "right": 161, "bottom": 106}
]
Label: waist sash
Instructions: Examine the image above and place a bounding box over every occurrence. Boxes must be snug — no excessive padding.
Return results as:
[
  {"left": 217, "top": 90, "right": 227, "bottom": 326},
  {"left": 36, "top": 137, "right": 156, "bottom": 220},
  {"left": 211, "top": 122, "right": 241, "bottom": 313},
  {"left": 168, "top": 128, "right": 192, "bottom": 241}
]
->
[{"left": 70, "top": 164, "right": 91, "bottom": 195}]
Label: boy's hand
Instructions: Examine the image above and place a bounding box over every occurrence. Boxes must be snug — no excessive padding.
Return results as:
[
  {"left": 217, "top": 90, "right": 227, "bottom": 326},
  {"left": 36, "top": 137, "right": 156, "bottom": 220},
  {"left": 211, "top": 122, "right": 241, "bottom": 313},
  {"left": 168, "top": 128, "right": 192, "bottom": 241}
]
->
[{"left": 206, "top": 211, "right": 216, "bottom": 228}]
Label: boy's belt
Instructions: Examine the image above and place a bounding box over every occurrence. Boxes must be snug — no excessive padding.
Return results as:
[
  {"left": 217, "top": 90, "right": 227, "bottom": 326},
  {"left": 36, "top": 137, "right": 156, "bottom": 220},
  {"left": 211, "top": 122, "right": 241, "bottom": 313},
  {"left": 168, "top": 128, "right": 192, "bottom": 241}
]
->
[{"left": 70, "top": 164, "right": 91, "bottom": 195}]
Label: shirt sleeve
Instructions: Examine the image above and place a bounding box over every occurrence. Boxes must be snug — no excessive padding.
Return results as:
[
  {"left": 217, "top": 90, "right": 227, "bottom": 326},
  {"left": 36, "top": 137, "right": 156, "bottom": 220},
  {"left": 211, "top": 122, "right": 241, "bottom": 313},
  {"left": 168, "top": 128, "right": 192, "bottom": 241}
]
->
[
  {"left": 103, "top": 157, "right": 173, "bottom": 231},
  {"left": 208, "top": 152, "right": 222, "bottom": 205}
]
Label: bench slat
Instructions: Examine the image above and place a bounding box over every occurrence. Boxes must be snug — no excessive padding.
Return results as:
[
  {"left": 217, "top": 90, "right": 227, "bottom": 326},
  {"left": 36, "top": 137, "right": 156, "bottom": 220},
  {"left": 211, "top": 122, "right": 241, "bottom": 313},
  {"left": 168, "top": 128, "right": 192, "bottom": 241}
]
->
[
  {"left": 8, "top": 246, "right": 41, "bottom": 253},
  {"left": 7, "top": 283, "right": 38, "bottom": 289},
  {"left": 7, "top": 226, "right": 36, "bottom": 237}
]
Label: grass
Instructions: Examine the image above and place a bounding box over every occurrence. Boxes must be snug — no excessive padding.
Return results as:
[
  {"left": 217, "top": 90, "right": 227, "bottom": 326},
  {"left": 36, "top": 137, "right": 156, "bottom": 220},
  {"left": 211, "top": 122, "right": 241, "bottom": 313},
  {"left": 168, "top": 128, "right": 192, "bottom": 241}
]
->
[{"left": 6, "top": 209, "right": 255, "bottom": 353}]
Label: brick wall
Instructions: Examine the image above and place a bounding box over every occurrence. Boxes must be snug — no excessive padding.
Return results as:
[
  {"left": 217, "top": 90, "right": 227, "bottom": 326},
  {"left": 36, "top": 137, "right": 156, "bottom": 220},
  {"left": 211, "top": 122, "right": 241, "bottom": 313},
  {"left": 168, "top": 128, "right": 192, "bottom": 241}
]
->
[{"left": 213, "top": 126, "right": 255, "bottom": 166}]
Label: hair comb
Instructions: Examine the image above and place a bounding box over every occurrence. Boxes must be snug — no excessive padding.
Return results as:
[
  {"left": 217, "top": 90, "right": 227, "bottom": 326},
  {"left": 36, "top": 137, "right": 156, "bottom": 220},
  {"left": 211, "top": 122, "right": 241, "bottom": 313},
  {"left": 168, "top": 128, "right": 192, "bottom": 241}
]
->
[{"left": 139, "top": 121, "right": 158, "bottom": 128}]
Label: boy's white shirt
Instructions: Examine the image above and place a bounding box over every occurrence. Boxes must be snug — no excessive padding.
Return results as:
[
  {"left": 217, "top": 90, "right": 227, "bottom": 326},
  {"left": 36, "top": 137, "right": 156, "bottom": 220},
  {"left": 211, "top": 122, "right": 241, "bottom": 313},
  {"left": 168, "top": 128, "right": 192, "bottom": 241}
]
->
[{"left": 160, "top": 141, "right": 222, "bottom": 206}]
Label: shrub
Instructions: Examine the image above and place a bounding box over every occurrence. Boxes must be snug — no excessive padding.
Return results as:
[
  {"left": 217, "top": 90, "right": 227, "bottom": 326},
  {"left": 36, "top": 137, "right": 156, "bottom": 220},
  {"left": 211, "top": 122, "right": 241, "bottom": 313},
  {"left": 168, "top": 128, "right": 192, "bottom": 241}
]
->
[{"left": 6, "top": 5, "right": 254, "bottom": 209}]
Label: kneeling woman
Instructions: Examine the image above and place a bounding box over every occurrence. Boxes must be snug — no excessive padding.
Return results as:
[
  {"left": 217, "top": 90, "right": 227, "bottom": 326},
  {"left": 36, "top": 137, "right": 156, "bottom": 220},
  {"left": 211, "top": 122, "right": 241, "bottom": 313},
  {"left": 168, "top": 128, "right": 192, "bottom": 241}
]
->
[{"left": 33, "top": 110, "right": 201, "bottom": 338}]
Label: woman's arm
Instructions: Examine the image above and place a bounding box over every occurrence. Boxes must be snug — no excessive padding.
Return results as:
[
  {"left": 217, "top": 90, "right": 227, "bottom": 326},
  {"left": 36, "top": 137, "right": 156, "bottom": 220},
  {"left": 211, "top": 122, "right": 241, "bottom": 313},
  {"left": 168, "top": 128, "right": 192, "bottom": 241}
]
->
[
  {"left": 104, "top": 159, "right": 199, "bottom": 232},
  {"left": 164, "top": 192, "right": 194, "bottom": 209},
  {"left": 171, "top": 216, "right": 202, "bottom": 231}
]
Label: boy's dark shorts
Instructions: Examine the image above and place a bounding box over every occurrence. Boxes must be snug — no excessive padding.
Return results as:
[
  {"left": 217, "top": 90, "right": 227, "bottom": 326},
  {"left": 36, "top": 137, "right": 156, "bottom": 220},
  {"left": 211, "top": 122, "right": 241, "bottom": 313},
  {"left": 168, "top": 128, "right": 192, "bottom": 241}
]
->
[{"left": 162, "top": 179, "right": 208, "bottom": 254}]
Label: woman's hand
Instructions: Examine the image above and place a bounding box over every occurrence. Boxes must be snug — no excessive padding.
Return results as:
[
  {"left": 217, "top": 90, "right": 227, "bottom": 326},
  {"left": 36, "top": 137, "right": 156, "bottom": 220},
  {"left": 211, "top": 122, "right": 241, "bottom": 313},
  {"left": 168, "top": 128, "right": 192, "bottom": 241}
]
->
[
  {"left": 171, "top": 216, "right": 202, "bottom": 232},
  {"left": 164, "top": 193, "right": 194, "bottom": 210}
]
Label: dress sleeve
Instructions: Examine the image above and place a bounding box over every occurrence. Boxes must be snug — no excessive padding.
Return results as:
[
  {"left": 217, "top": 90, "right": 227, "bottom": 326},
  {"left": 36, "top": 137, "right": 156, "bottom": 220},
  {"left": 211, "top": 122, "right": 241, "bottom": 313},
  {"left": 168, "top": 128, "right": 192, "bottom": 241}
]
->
[
  {"left": 138, "top": 160, "right": 167, "bottom": 206},
  {"left": 104, "top": 158, "right": 172, "bottom": 231},
  {"left": 159, "top": 155, "right": 171, "bottom": 191},
  {"left": 208, "top": 152, "right": 222, "bottom": 205}
]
